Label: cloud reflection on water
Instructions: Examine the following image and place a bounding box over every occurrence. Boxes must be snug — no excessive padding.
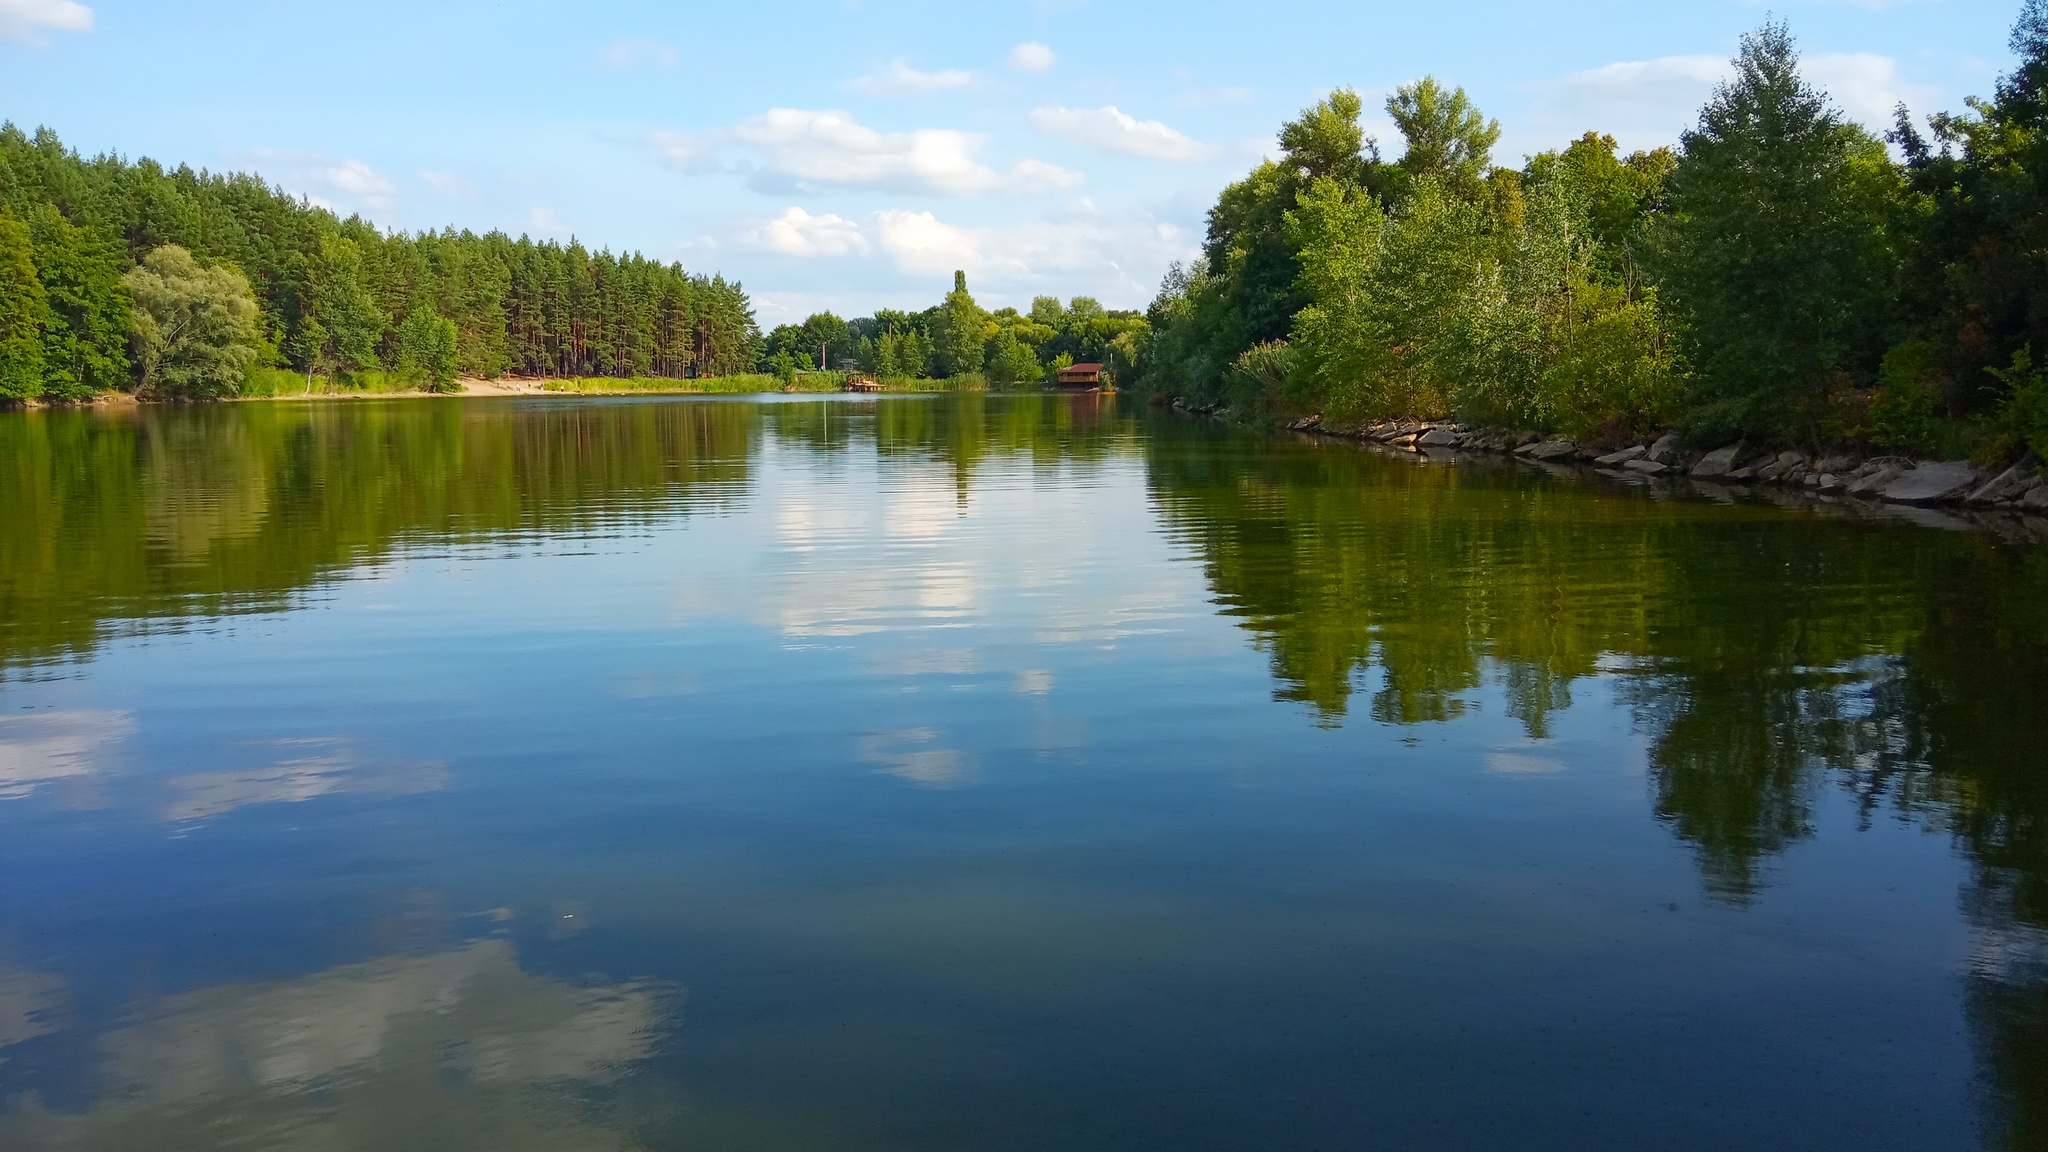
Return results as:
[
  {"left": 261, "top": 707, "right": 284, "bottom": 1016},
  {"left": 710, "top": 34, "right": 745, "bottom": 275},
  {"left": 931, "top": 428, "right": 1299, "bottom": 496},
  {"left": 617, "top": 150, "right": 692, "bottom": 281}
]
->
[
  {"left": 161, "top": 738, "right": 449, "bottom": 823},
  {"left": 7, "top": 939, "right": 668, "bottom": 1151},
  {"left": 0, "top": 711, "right": 132, "bottom": 803}
]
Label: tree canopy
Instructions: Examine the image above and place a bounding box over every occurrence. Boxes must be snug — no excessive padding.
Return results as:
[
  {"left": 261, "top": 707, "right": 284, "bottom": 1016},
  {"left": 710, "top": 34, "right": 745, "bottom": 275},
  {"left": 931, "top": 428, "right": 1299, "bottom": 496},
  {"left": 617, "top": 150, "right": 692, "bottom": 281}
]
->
[
  {"left": 1134, "top": 5, "right": 2048, "bottom": 460},
  {"left": 0, "top": 124, "right": 760, "bottom": 399}
]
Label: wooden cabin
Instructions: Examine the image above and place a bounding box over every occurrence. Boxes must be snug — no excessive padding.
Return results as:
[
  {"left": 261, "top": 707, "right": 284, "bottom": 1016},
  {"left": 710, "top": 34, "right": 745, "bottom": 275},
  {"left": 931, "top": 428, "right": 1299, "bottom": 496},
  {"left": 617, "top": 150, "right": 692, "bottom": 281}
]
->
[{"left": 1055, "top": 362, "right": 1104, "bottom": 391}]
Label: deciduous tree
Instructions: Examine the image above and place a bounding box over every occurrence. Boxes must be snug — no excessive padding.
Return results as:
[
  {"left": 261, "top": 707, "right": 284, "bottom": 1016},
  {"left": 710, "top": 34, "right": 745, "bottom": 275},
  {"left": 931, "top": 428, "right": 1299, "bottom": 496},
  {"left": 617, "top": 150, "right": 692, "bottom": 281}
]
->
[{"left": 123, "top": 245, "right": 266, "bottom": 397}]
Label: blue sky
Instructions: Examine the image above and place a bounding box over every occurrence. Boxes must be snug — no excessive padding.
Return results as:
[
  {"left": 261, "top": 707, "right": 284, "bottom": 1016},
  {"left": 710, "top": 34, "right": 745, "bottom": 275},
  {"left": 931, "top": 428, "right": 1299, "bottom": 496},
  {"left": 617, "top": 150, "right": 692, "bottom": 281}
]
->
[{"left": 0, "top": 0, "right": 2030, "bottom": 323}]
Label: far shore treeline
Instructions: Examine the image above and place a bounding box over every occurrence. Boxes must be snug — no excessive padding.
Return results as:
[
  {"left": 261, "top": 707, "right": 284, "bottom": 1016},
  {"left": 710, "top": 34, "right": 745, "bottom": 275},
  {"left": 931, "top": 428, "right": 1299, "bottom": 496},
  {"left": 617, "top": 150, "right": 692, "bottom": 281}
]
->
[
  {"left": 1127, "top": 6, "right": 2048, "bottom": 465},
  {"left": 0, "top": 125, "right": 762, "bottom": 400},
  {"left": 757, "top": 271, "right": 1151, "bottom": 390},
  {"left": 0, "top": 111, "right": 1147, "bottom": 400}
]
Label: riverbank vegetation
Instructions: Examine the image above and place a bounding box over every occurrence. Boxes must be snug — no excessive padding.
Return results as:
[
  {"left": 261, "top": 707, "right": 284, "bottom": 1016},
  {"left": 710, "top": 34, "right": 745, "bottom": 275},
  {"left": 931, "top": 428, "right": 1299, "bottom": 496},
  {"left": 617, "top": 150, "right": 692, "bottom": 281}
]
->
[
  {"left": 1132, "top": 4, "right": 2048, "bottom": 468},
  {"left": 0, "top": 125, "right": 760, "bottom": 402},
  {"left": 758, "top": 271, "right": 1149, "bottom": 388}
]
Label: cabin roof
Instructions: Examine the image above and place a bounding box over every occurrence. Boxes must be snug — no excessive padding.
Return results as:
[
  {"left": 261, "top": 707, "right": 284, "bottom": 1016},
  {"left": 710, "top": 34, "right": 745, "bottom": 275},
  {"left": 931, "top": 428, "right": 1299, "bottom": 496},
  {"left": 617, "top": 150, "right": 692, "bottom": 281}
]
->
[{"left": 1060, "top": 363, "right": 1104, "bottom": 374}]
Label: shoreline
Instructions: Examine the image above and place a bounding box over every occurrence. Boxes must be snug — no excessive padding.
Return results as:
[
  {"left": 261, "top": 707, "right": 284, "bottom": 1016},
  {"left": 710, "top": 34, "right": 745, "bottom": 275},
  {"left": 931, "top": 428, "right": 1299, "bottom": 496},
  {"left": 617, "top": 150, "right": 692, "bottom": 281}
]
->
[
  {"left": 1182, "top": 404, "right": 2048, "bottom": 542},
  {"left": 0, "top": 377, "right": 976, "bottom": 408}
]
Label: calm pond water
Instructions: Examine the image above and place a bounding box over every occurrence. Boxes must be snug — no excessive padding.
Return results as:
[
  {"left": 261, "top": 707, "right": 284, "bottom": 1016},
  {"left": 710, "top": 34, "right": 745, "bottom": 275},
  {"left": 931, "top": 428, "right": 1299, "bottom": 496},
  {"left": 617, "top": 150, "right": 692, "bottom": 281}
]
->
[{"left": 1, "top": 394, "right": 2045, "bottom": 1151}]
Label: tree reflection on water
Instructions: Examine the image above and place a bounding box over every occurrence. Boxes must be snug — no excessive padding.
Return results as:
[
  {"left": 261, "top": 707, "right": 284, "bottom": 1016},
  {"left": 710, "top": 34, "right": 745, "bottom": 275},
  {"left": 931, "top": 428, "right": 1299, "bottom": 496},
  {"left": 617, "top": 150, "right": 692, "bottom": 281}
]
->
[{"left": 1145, "top": 420, "right": 2048, "bottom": 1147}]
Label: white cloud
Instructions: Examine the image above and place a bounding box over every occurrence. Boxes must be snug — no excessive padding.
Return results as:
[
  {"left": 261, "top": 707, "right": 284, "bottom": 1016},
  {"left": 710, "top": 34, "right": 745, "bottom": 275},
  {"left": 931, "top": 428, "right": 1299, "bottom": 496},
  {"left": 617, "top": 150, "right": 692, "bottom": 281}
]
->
[
  {"left": 1176, "top": 86, "right": 1255, "bottom": 110},
  {"left": 1807, "top": 52, "right": 1938, "bottom": 129},
  {"left": 866, "top": 203, "right": 1192, "bottom": 298},
  {"left": 1009, "top": 41, "right": 1056, "bottom": 73},
  {"left": 1527, "top": 50, "right": 1931, "bottom": 155},
  {"left": 873, "top": 209, "right": 982, "bottom": 275},
  {"left": 1531, "top": 54, "right": 1727, "bottom": 152},
  {"left": 0, "top": 0, "right": 92, "bottom": 47},
  {"left": 849, "top": 59, "right": 974, "bottom": 95},
  {"left": 528, "top": 206, "right": 570, "bottom": 237},
  {"left": 653, "top": 109, "right": 1081, "bottom": 196},
  {"left": 597, "top": 37, "right": 677, "bottom": 71},
  {"left": 745, "top": 206, "right": 871, "bottom": 257},
  {"left": 248, "top": 152, "right": 397, "bottom": 217},
  {"left": 316, "top": 159, "right": 396, "bottom": 213},
  {"left": 418, "top": 170, "right": 478, "bottom": 199},
  {"left": 1028, "top": 105, "right": 1219, "bottom": 162}
]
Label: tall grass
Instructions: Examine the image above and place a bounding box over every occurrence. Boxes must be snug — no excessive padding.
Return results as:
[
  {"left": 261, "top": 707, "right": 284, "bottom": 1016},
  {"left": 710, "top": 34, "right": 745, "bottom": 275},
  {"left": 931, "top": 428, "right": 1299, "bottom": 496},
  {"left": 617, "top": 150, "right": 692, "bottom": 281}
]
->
[{"left": 241, "top": 368, "right": 422, "bottom": 397}]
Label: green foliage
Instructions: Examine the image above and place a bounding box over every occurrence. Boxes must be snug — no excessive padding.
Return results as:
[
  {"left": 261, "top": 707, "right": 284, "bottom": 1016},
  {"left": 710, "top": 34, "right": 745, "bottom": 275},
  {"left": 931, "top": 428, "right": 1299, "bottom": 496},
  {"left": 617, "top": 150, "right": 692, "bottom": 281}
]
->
[
  {"left": 1527, "top": 133, "right": 1674, "bottom": 287},
  {"left": 1282, "top": 165, "right": 1679, "bottom": 437},
  {"left": 1531, "top": 284, "right": 1683, "bottom": 441},
  {"left": 24, "top": 203, "right": 129, "bottom": 399},
  {"left": 1894, "top": 1, "right": 2048, "bottom": 415},
  {"left": 1278, "top": 88, "right": 1375, "bottom": 188},
  {"left": 1867, "top": 340, "right": 1944, "bottom": 452},
  {"left": 1655, "top": 22, "right": 1903, "bottom": 442},
  {"left": 395, "top": 306, "right": 460, "bottom": 391},
  {"left": 1137, "top": 12, "right": 2048, "bottom": 456},
  {"left": 1991, "top": 346, "right": 2048, "bottom": 460},
  {"left": 1386, "top": 77, "right": 1501, "bottom": 202},
  {"left": 761, "top": 311, "right": 854, "bottom": 372},
  {"left": 122, "top": 245, "right": 267, "bottom": 397},
  {"left": 985, "top": 329, "right": 1044, "bottom": 387},
  {"left": 0, "top": 122, "right": 762, "bottom": 393},
  {"left": 931, "top": 270, "right": 989, "bottom": 377},
  {"left": 0, "top": 211, "right": 45, "bottom": 400},
  {"left": 301, "top": 235, "right": 383, "bottom": 373},
  {"left": 1231, "top": 341, "right": 1293, "bottom": 411}
]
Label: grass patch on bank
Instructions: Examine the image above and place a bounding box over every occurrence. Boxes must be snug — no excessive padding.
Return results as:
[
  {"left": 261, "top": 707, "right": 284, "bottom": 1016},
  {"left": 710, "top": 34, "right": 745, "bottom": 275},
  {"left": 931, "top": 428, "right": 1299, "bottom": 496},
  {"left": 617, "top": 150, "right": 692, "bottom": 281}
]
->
[
  {"left": 542, "top": 374, "right": 794, "bottom": 394},
  {"left": 540, "top": 373, "right": 987, "bottom": 394},
  {"left": 242, "top": 368, "right": 426, "bottom": 397}
]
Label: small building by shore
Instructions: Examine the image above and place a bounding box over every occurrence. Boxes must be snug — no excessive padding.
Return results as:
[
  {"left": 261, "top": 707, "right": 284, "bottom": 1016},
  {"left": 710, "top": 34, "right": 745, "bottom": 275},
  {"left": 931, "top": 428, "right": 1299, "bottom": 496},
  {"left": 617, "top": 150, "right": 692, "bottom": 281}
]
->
[{"left": 1055, "top": 363, "right": 1104, "bottom": 391}]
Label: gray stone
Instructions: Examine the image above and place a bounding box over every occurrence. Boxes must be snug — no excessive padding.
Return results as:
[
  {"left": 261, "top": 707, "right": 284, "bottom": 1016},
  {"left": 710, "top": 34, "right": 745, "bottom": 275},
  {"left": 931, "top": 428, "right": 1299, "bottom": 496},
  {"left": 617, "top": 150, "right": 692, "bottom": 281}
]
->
[
  {"left": 1689, "top": 443, "right": 1747, "bottom": 478},
  {"left": 1595, "top": 445, "right": 1647, "bottom": 466},
  {"left": 1756, "top": 450, "right": 1807, "bottom": 483},
  {"left": 1845, "top": 466, "right": 1904, "bottom": 495},
  {"left": 1647, "top": 433, "right": 1681, "bottom": 464},
  {"left": 2024, "top": 485, "right": 2048, "bottom": 511},
  {"left": 1526, "top": 439, "right": 1579, "bottom": 461},
  {"left": 1815, "top": 454, "right": 1858, "bottom": 474},
  {"left": 1725, "top": 467, "right": 1758, "bottom": 483},
  {"left": 1416, "top": 427, "right": 1462, "bottom": 447},
  {"left": 1966, "top": 456, "right": 2041, "bottom": 504},
  {"left": 1879, "top": 461, "right": 1978, "bottom": 505},
  {"left": 1623, "top": 458, "right": 1670, "bottom": 475},
  {"left": 1814, "top": 473, "right": 1843, "bottom": 493}
]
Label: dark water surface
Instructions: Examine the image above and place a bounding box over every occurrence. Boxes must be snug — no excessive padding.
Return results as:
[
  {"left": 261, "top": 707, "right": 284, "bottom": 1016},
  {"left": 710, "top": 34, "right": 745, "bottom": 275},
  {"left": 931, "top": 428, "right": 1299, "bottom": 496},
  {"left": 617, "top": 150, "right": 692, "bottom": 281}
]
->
[{"left": 2, "top": 394, "right": 2045, "bottom": 1151}]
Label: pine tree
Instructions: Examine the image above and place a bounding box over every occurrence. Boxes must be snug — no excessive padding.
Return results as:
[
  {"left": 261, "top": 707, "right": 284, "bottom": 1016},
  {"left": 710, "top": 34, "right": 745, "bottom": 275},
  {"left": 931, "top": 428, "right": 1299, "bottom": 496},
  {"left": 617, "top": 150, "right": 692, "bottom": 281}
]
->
[
  {"left": 1656, "top": 21, "right": 1901, "bottom": 440},
  {"left": 0, "top": 211, "right": 47, "bottom": 400},
  {"left": 931, "top": 271, "right": 988, "bottom": 378}
]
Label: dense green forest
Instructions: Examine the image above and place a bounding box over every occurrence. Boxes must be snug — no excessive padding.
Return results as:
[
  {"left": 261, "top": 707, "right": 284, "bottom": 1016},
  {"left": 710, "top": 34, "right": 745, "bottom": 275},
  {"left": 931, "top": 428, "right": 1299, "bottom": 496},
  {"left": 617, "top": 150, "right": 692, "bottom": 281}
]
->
[
  {"left": 0, "top": 115, "right": 1143, "bottom": 400},
  {"left": 1134, "top": 5, "right": 2048, "bottom": 463},
  {"left": 0, "top": 124, "right": 761, "bottom": 400},
  {"left": 757, "top": 270, "right": 1150, "bottom": 388}
]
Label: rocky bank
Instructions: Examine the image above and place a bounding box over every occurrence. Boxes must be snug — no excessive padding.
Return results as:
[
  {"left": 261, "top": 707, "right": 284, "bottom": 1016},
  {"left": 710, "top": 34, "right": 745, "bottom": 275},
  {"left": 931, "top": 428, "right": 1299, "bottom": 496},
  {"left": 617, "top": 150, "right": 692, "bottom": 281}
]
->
[{"left": 1233, "top": 408, "right": 2048, "bottom": 536}]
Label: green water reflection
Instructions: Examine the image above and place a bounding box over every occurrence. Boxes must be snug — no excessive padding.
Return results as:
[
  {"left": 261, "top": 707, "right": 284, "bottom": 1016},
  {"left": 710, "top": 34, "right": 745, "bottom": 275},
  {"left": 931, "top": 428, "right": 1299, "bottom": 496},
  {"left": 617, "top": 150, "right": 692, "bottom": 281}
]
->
[
  {"left": 2, "top": 395, "right": 2045, "bottom": 1148},
  {"left": 1150, "top": 424, "right": 2048, "bottom": 1147}
]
